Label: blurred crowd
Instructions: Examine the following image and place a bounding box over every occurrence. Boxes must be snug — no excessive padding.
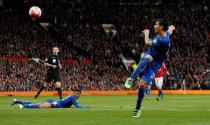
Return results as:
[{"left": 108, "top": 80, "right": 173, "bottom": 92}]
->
[
  {"left": 0, "top": 0, "right": 210, "bottom": 91},
  {"left": 0, "top": 58, "right": 126, "bottom": 91}
]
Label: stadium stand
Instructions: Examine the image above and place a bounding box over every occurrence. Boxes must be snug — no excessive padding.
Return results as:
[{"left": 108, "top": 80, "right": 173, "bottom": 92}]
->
[{"left": 0, "top": 0, "right": 210, "bottom": 91}]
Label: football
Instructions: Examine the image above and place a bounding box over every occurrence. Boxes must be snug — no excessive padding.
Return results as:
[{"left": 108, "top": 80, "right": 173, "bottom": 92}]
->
[{"left": 29, "top": 6, "right": 42, "bottom": 18}]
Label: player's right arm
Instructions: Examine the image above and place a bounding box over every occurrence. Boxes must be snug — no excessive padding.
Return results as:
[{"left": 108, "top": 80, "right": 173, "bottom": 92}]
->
[
  {"left": 70, "top": 96, "right": 89, "bottom": 108},
  {"left": 74, "top": 103, "right": 89, "bottom": 108},
  {"left": 142, "top": 29, "right": 152, "bottom": 45}
]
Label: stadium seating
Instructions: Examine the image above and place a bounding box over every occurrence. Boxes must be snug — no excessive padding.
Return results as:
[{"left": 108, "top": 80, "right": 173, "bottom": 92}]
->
[{"left": 0, "top": 0, "right": 209, "bottom": 91}]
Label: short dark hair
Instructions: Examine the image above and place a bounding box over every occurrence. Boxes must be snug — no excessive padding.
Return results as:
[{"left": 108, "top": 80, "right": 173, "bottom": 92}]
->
[
  {"left": 71, "top": 88, "right": 82, "bottom": 93},
  {"left": 157, "top": 18, "right": 168, "bottom": 31}
]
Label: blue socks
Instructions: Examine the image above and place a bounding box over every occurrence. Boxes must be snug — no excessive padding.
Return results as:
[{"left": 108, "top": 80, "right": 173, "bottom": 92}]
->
[
  {"left": 16, "top": 100, "right": 32, "bottom": 105},
  {"left": 130, "top": 58, "right": 149, "bottom": 79},
  {"left": 23, "top": 104, "right": 40, "bottom": 108},
  {"left": 15, "top": 100, "right": 40, "bottom": 108},
  {"left": 135, "top": 88, "right": 145, "bottom": 110}
]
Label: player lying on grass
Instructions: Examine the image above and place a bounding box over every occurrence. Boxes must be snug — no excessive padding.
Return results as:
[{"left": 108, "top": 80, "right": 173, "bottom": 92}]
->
[{"left": 11, "top": 89, "right": 89, "bottom": 109}]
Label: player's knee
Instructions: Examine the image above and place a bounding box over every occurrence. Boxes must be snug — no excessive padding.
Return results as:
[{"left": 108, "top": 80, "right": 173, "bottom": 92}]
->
[
  {"left": 145, "top": 55, "right": 153, "bottom": 62},
  {"left": 138, "top": 80, "right": 147, "bottom": 88},
  {"left": 39, "top": 102, "right": 52, "bottom": 108}
]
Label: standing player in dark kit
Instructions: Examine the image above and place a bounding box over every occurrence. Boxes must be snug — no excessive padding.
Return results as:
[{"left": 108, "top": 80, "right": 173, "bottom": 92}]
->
[{"left": 34, "top": 46, "right": 63, "bottom": 99}]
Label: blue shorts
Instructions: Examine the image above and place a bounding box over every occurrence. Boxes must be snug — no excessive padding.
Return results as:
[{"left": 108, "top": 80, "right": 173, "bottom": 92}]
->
[{"left": 141, "top": 62, "right": 161, "bottom": 85}]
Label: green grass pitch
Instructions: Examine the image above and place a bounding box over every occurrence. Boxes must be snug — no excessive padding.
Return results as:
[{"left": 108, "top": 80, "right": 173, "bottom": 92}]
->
[{"left": 0, "top": 95, "right": 210, "bottom": 125}]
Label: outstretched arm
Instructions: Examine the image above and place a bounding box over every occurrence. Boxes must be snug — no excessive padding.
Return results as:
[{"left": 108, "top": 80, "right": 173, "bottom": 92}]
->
[
  {"left": 71, "top": 97, "right": 89, "bottom": 108},
  {"left": 74, "top": 103, "right": 89, "bottom": 108}
]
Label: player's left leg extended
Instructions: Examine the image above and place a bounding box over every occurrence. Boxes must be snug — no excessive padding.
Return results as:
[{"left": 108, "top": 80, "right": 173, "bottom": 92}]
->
[
  {"left": 20, "top": 100, "right": 53, "bottom": 109},
  {"left": 55, "top": 82, "right": 62, "bottom": 99},
  {"left": 11, "top": 99, "right": 33, "bottom": 106},
  {"left": 21, "top": 102, "right": 53, "bottom": 109},
  {"left": 11, "top": 99, "right": 40, "bottom": 109}
]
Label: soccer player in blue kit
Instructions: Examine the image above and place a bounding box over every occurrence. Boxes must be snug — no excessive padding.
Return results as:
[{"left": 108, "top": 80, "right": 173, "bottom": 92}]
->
[
  {"left": 125, "top": 19, "right": 175, "bottom": 117},
  {"left": 11, "top": 89, "right": 89, "bottom": 109}
]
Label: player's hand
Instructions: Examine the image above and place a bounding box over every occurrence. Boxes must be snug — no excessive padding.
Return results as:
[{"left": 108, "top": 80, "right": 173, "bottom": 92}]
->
[
  {"left": 52, "top": 65, "right": 57, "bottom": 68},
  {"left": 59, "top": 65, "right": 62, "bottom": 69},
  {"left": 166, "top": 71, "right": 170, "bottom": 75},
  {"left": 142, "top": 29, "right": 150, "bottom": 36},
  {"left": 168, "top": 25, "right": 175, "bottom": 31}
]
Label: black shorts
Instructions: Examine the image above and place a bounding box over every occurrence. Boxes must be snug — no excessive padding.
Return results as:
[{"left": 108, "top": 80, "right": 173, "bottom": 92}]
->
[{"left": 45, "top": 70, "right": 60, "bottom": 83}]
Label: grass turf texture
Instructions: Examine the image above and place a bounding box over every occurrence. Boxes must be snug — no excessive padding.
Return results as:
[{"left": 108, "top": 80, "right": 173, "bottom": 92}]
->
[{"left": 0, "top": 95, "right": 210, "bottom": 125}]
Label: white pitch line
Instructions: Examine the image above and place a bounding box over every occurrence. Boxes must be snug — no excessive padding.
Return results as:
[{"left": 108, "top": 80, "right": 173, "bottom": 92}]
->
[{"left": 1, "top": 105, "right": 210, "bottom": 112}]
